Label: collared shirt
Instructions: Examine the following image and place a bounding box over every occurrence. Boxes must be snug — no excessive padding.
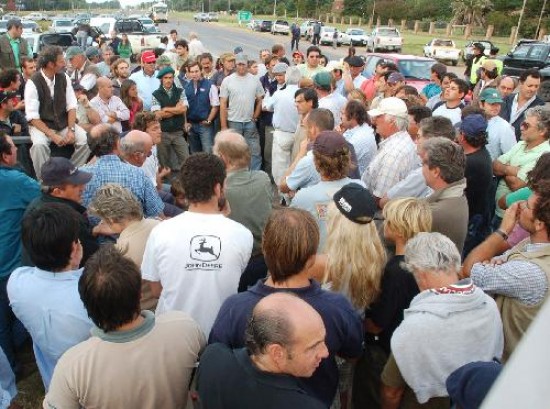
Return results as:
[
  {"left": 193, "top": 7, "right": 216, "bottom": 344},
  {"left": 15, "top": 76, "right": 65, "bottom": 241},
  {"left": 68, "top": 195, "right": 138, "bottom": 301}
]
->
[
  {"left": 151, "top": 85, "right": 189, "bottom": 111},
  {"left": 386, "top": 166, "right": 432, "bottom": 199},
  {"left": 486, "top": 116, "right": 517, "bottom": 161},
  {"left": 90, "top": 95, "right": 130, "bottom": 133},
  {"left": 264, "top": 84, "right": 299, "bottom": 133},
  {"left": 25, "top": 70, "right": 78, "bottom": 122},
  {"left": 510, "top": 93, "right": 538, "bottom": 125},
  {"left": 81, "top": 154, "right": 164, "bottom": 218},
  {"left": 286, "top": 151, "right": 320, "bottom": 191},
  {"left": 342, "top": 123, "right": 377, "bottom": 175},
  {"left": 319, "top": 92, "right": 347, "bottom": 126},
  {"left": 362, "top": 131, "right": 419, "bottom": 198},
  {"left": 71, "top": 61, "right": 98, "bottom": 92},
  {"left": 471, "top": 242, "right": 550, "bottom": 306},
  {"left": 128, "top": 70, "right": 160, "bottom": 111},
  {"left": 7, "top": 266, "right": 92, "bottom": 388},
  {"left": 6, "top": 32, "right": 31, "bottom": 69}
]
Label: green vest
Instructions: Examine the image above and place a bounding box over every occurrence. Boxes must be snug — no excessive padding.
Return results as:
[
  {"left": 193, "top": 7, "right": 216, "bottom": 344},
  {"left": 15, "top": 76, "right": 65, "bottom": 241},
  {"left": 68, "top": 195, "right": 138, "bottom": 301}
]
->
[
  {"left": 152, "top": 86, "right": 185, "bottom": 133},
  {"left": 0, "top": 33, "right": 29, "bottom": 70},
  {"left": 496, "top": 239, "right": 550, "bottom": 362},
  {"left": 470, "top": 55, "right": 487, "bottom": 84}
]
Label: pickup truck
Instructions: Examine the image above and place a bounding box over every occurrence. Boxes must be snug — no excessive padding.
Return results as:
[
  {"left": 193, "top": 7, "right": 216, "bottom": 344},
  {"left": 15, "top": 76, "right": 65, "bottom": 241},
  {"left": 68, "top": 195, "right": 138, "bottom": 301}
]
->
[
  {"left": 90, "top": 17, "right": 164, "bottom": 55},
  {"left": 366, "top": 26, "right": 403, "bottom": 53}
]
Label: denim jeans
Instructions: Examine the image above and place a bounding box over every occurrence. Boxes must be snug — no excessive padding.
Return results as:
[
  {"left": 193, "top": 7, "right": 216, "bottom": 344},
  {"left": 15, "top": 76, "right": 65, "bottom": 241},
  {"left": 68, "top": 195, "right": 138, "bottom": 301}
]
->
[
  {"left": 0, "top": 276, "right": 28, "bottom": 371},
  {"left": 188, "top": 122, "right": 215, "bottom": 154},
  {"left": 228, "top": 121, "right": 262, "bottom": 170}
]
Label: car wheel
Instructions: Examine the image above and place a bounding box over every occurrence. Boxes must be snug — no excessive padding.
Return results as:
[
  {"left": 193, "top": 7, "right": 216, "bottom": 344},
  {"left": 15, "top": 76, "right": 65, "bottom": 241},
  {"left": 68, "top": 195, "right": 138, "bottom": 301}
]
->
[{"left": 539, "top": 80, "right": 550, "bottom": 102}]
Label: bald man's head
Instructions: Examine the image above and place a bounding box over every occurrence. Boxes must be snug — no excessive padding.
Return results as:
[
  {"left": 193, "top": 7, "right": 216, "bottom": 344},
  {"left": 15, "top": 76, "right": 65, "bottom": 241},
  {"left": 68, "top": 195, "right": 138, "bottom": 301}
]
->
[
  {"left": 245, "top": 293, "right": 328, "bottom": 378},
  {"left": 213, "top": 130, "right": 251, "bottom": 169},
  {"left": 120, "top": 130, "right": 153, "bottom": 167},
  {"left": 97, "top": 76, "right": 114, "bottom": 99}
]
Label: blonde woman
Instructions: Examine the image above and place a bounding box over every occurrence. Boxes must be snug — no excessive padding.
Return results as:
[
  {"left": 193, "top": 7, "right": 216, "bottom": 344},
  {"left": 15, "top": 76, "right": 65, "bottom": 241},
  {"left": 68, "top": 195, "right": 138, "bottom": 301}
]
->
[
  {"left": 89, "top": 183, "right": 161, "bottom": 311},
  {"left": 323, "top": 183, "right": 386, "bottom": 409},
  {"left": 353, "top": 197, "right": 432, "bottom": 408}
]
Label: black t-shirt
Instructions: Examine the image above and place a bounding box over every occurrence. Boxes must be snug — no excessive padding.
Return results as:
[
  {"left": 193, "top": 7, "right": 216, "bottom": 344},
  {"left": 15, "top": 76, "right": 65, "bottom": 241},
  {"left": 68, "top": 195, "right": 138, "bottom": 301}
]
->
[
  {"left": 465, "top": 147, "right": 493, "bottom": 217},
  {"left": 364, "top": 255, "right": 419, "bottom": 354},
  {"left": 197, "top": 343, "right": 326, "bottom": 409}
]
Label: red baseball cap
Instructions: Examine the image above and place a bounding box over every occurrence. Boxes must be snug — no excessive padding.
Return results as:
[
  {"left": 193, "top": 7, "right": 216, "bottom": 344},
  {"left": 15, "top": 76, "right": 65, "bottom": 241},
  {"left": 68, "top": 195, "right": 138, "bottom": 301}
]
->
[{"left": 141, "top": 50, "right": 157, "bottom": 64}]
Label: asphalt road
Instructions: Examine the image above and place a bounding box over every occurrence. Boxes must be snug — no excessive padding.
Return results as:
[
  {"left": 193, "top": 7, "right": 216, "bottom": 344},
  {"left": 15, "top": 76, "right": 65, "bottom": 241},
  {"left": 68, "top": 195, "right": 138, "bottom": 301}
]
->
[{"left": 156, "top": 17, "right": 464, "bottom": 77}]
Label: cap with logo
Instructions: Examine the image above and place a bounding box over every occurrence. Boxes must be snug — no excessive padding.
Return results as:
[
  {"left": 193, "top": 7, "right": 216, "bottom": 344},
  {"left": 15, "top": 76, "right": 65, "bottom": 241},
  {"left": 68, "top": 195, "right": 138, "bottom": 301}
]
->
[
  {"left": 479, "top": 87, "right": 503, "bottom": 103},
  {"left": 368, "top": 97, "right": 408, "bottom": 119},
  {"left": 333, "top": 183, "right": 378, "bottom": 224},
  {"left": 141, "top": 50, "right": 157, "bottom": 64},
  {"left": 40, "top": 157, "right": 93, "bottom": 186}
]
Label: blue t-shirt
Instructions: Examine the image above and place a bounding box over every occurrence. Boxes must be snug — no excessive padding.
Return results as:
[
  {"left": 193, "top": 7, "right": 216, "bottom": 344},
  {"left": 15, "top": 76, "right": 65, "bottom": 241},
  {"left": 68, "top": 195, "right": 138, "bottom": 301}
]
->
[
  {"left": 0, "top": 166, "right": 40, "bottom": 278},
  {"left": 421, "top": 83, "right": 441, "bottom": 99},
  {"left": 209, "top": 279, "right": 363, "bottom": 406}
]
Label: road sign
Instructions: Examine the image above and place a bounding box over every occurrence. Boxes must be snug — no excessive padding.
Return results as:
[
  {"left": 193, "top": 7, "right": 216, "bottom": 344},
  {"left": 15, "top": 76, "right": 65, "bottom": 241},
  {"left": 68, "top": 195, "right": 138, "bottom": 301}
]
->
[{"left": 238, "top": 10, "right": 252, "bottom": 22}]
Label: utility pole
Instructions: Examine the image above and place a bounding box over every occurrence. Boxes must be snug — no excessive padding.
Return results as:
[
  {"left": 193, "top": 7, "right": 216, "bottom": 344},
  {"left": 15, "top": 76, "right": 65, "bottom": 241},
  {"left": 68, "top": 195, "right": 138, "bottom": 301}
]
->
[
  {"left": 536, "top": 0, "right": 547, "bottom": 39},
  {"left": 514, "top": 0, "right": 528, "bottom": 44},
  {"left": 273, "top": 0, "right": 276, "bottom": 16}
]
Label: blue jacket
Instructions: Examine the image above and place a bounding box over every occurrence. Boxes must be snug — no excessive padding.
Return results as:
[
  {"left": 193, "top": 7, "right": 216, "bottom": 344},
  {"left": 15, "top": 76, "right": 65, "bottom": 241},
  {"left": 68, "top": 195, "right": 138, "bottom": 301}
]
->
[{"left": 185, "top": 78, "right": 212, "bottom": 122}]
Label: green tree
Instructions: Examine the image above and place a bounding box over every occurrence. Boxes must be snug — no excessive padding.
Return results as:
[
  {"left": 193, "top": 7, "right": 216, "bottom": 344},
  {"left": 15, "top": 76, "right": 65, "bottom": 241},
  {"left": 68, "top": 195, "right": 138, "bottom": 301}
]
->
[{"left": 451, "top": 0, "right": 493, "bottom": 26}]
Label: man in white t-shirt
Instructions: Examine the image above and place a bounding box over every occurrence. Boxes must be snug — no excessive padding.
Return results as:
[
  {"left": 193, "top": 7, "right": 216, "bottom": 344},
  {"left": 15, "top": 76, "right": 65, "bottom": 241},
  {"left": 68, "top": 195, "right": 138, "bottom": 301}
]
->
[
  {"left": 432, "top": 78, "right": 468, "bottom": 125},
  {"left": 142, "top": 153, "right": 253, "bottom": 336}
]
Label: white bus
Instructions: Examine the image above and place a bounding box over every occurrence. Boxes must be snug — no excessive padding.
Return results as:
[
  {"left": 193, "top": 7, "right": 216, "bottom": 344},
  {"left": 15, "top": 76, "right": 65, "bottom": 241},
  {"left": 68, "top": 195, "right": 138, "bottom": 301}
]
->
[{"left": 150, "top": 2, "right": 168, "bottom": 23}]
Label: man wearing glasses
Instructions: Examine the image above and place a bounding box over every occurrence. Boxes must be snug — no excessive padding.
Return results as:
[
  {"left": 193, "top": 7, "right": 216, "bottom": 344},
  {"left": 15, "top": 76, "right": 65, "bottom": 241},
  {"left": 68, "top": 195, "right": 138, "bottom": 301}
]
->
[
  {"left": 297, "top": 46, "right": 325, "bottom": 79},
  {"left": 492, "top": 107, "right": 550, "bottom": 227}
]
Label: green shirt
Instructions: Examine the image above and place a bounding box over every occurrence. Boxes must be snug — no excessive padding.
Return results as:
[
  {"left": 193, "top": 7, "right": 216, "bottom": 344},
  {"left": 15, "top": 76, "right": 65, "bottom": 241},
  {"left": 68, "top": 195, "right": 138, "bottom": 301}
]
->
[
  {"left": 506, "top": 186, "right": 532, "bottom": 207},
  {"left": 7, "top": 32, "right": 31, "bottom": 69}
]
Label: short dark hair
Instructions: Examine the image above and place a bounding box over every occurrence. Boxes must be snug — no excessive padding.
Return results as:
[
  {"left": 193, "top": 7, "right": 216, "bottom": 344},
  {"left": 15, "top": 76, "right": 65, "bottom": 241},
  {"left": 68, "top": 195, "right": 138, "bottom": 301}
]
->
[
  {"left": 0, "top": 69, "right": 19, "bottom": 88},
  {"left": 461, "top": 105, "right": 485, "bottom": 119},
  {"left": 21, "top": 56, "right": 35, "bottom": 69},
  {"left": 430, "top": 63, "right": 447, "bottom": 80},
  {"left": 245, "top": 306, "right": 293, "bottom": 356},
  {"left": 533, "top": 181, "right": 550, "bottom": 237},
  {"left": 132, "top": 111, "right": 158, "bottom": 131},
  {"left": 175, "top": 39, "right": 188, "bottom": 50},
  {"left": 169, "top": 29, "right": 177, "bottom": 35},
  {"left": 180, "top": 153, "right": 226, "bottom": 204},
  {"left": 528, "top": 153, "right": 550, "bottom": 191},
  {"left": 37, "top": 46, "right": 63, "bottom": 70},
  {"left": 519, "top": 68, "right": 541, "bottom": 83},
  {"left": 7, "top": 19, "right": 22, "bottom": 30},
  {"left": 422, "top": 138, "right": 465, "bottom": 184},
  {"left": 419, "top": 116, "right": 455, "bottom": 140},
  {"left": 295, "top": 88, "right": 319, "bottom": 109},
  {"left": 0, "top": 131, "right": 11, "bottom": 156},
  {"left": 262, "top": 208, "right": 319, "bottom": 282},
  {"left": 344, "top": 100, "right": 368, "bottom": 126},
  {"left": 199, "top": 52, "right": 213, "bottom": 62},
  {"left": 306, "top": 108, "right": 334, "bottom": 131},
  {"left": 21, "top": 203, "right": 80, "bottom": 272},
  {"left": 450, "top": 78, "right": 469, "bottom": 97},
  {"left": 380, "top": 61, "right": 398, "bottom": 71},
  {"left": 408, "top": 105, "right": 432, "bottom": 124},
  {"left": 442, "top": 72, "right": 458, "bottom": 82},
  {"left": 271, "top": 43, "right": 284, "bottom": 54},
  {"left": 396, "top": 84, "right": 419, "bottom": 97},
  {"left": 89, "top": 126, "right": 119, "bottom": 157},
  {"left": 306, "top": 45, "right": 321, "bottom": 57},
  {"left": 79, "top": 245, "right": 142, "bottom": 332}
]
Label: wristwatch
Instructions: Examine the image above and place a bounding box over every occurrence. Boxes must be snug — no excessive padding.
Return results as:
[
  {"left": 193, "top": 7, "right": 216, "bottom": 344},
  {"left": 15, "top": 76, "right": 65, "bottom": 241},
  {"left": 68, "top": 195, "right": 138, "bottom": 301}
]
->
[
  {"left": 204, "top": 120, "right": 211, "bottom": 125},
  {"left": 69, "top": 126, "right": 76, "bottom": 132},
  {"left": 495, "top": 229, "right": 509, "bottom": 241}
]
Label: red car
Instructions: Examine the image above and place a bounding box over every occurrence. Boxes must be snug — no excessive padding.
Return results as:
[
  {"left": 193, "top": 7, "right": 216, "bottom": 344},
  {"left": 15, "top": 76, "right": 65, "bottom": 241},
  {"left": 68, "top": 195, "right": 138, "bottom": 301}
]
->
[{"left": 362, "top": 53, "right": 436, "bottom": 92}]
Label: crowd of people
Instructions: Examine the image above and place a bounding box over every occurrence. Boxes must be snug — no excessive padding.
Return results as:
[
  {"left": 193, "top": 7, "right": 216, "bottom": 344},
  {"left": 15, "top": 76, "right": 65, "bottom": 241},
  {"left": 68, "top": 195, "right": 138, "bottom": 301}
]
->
[{"left": 0, "top": 18, "right": 549, "bottom": 408}]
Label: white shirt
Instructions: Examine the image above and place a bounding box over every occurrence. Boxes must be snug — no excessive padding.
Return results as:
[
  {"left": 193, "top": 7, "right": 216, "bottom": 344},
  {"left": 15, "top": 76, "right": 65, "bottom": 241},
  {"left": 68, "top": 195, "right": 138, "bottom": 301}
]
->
[
  {"left": 141, "top": 211, "right": 253, "bottom": 336},
  {"left": 343, "top": 123, "right": 377, "bottom": 176},
  {"left": 25, "top": 70, "right": 77, "bottom": 122},
  {"left": 90, "top": 95, "right": 130, "bottom": 133},
  {"left": 188, "top": 38, "right": 208, "bottom": 58},
  {"left": 142, "top": 146, "right": 159, "bottom": 187},
  {"left": 486, "top": 116, "right": 517, "bottom": 161},
  {"left": 432, "top": 103, "right": 463, "bottom": 125},
  {"left": 264, "top": 84, "right": 299, "bottom": 133},
  {"left": 70, "top": 62, "right": 97, "bottom": 92},
  {"left": 319, "top": 92, "right": 347, "bottom": 127}
]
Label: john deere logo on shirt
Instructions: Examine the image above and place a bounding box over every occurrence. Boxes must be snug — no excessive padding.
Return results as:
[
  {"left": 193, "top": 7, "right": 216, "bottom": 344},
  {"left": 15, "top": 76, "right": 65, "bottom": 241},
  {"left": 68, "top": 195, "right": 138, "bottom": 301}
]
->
[{"left": 190, "top": 235, "right": 221, "bottom": 262}]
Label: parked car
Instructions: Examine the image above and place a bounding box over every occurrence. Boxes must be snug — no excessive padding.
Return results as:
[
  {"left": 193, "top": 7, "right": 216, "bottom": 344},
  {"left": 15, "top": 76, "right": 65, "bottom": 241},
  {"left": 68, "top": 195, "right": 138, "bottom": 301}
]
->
[
  {"left": 51, "top": 18, "right": 74, "bottom": 33},
  {"left": 23, "top": 32, "right": 76, "bottom": 58},
  {"left": 0, "top": 20, "right": 7, "bottom": 34},
  {"left": 193, "top": 12, "right": 210, "bottom": 22},
  {"left": 362, "top": 53, "right": 435, "bottom": 91},
  {"left": 253, "top": 20, "right": 272, "bottom": 32},
  {"left": 271, "top": 19, "right": 289, "bottom": 35},
  {"left": 502, "top": 41, "right": 550, "bottom": 102},
  {"left": 26, "top": 12, "right": 50, "bottom": 21},
  {"left": 208, "top": 12, "right": 219, "bottom": 22},
  {"left": 423, "top": 38, "right": 461, "bottom": 66},
  {"left": 339, "top": 28, "right": 368, "bottom": 46},
  {"left": 301, "top": 20, "right": 322, "bottom": 40},
  {"left": 319, "top": 26, "right": 341, "bottom": 46},
  {"left": 2, "top": 13, "right": 19, "bottom": 21},
  {"left": 90, "top": 17, "right": 163, "bottom": 55},
  {"left": 367, "top": 26, "right": 402, "bottom": 52},
  {"left": 21, "top": 20, "right": 41, "bottom": 34},
  {"left": 462, "top": 40, "right": 494, "bottom": 61},
  {"left": 137, "top": 17, "right": 156, "bottom": 33}
]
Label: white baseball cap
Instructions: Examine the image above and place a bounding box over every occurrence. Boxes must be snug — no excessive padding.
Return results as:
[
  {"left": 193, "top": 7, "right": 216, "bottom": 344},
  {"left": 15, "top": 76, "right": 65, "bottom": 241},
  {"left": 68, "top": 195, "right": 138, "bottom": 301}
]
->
[{"left": 368, "top": 97, "right": 408, "bottom": 119}]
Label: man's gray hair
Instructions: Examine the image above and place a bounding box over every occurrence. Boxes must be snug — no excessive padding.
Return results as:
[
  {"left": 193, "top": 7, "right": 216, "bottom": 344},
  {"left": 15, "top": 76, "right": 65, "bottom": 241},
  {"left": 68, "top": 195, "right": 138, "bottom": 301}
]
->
[
  {"left": 404, "top": 232, "right": 461, "bottom": 276},
  {"left": 421, "top": 137, "right": 465, "bottom": 184},
  {"left": 119, "top": 136, "right": 145, "bottom": 156},
  {"left": 285, "top": 66, "right": 301, "bottom": 85},
  {"left": 387, "top": 114, "right": 409, "bottom": 132},
  {"left": 525, "top": 106, "right": 550, "bottom": 139}
]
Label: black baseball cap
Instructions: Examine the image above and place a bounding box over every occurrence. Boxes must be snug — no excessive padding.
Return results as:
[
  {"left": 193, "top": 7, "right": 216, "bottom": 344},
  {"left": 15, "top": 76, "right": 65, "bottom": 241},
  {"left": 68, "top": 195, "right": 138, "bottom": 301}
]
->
[
  {"left": 333, "top": 183, "right": 378, "bottom": 224},
  {"left": 41, "top": 157, "right": 92, "bottom": 186}
]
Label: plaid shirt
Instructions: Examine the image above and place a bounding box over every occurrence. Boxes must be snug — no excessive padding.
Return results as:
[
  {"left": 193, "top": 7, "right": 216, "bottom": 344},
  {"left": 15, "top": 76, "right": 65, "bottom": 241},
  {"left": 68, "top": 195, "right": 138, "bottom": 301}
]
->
[
  {"left": 82, "top": 155, "right": 164, "bottom": 218},
  {"left": 471, "top": 242, "right": 550, "bottom": 306},
  {"left": 362, "top": 131, "right": 419, "bottom": 198}
]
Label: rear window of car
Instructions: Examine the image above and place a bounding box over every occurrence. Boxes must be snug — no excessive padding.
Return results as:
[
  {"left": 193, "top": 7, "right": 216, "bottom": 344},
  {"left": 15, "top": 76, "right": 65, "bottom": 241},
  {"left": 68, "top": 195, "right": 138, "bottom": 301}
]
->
[
  {"left": 323, "top": 27, "right": 335, "bottom": 32},
  {"left": 55, "top": 20, "right": 72, "bottom": 26},
  {"left": 434, "top": 40, "right": 454, "bottom": 47},
  {"left": 397, "top": 60, "right": 432, "bottom": 80},
  {"left": 350, "top": 29, "right": 364, "bottom": 35},
  {"left": 379, "top": 28, "right": 399, "bottom": 37}
]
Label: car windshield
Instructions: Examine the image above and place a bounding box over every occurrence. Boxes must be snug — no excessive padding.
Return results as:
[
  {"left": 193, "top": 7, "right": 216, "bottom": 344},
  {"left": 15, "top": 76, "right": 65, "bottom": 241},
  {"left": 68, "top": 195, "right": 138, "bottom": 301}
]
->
[
  {"left": 379, "top": 28, "right": 399, "bottom": 36},
  {"left": 350, "top": 29, "right": 364, "bottom": 35},
  {"left": 397, "top": 60, "right": 432, "bottom": 80},
  {"left": 56, "top": 20, "right": 72, "bottom": 26},
  {"left": 324, "top": 27, "right": 335, "bottom": 32},
  {"left": 434, "top": 40, "right": 453, "bottom": 47},
  {"left": 140, "top": 19, "right": 153, "bottom": 24}
]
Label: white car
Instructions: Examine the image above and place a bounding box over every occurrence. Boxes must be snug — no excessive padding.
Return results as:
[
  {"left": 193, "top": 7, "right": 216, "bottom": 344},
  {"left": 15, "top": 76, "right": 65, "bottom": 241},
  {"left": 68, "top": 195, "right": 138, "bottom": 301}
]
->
[
  {"left": 21, "top": 20, "right": 41, "bottom": 34},
  {"left": 339, "top": 28, "right": 368, "bottom": 46},
  {"left": 319, "top": 26, "right": 341, "bottom": 46},
  {"left": 423, "top": 39, "right": 461, "bottom": 66},
  {"left": 138, "top": 17, "right": 157, "bottom": 33},
  {"left": 367, "top": 26, "right": 402, "bottom": 52},
  {"left": 51, "top": 19, "right": 74, "bottom": 33},
  {"left": 271, "top": 20, "right": 289, "bottom": 35},
  {"left": 26, "top": 12, "right": 50, "bottom": 21}
]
